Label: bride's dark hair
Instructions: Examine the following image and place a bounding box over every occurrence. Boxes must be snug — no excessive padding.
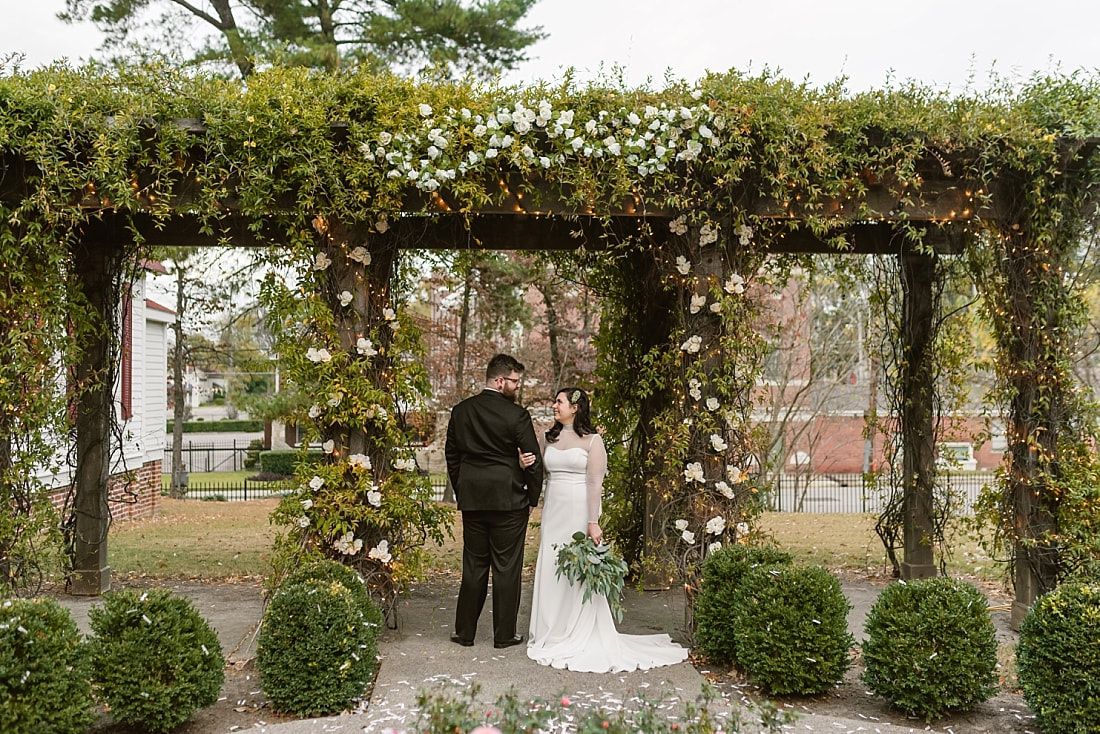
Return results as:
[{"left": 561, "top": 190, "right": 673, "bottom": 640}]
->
[{"left": 545, "top": 387, "right": 596, "bottom": 443}]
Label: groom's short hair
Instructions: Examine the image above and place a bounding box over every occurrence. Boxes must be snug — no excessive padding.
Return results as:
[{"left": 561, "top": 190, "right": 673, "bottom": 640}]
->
[{"left": 486, "top": 354, "right": 525, "bottom": 380}]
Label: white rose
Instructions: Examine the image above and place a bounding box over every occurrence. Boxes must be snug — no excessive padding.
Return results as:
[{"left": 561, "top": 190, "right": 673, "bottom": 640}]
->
[
  {"left": 681, "top": 530, "right": 696, "bottom": 545},
  {"left": 674, "top": 519, "right": 689, "bottom": 531},
  {"left": 322, "top": 439, "right": 335, "bottom": 454},
  {"left": 418, "top": 103, "right": 433, "bottom": 117},
  {"left": 298, "top": 516, "right": 310, "bottom": 528},
  {"left": 690, "top": 294, "right": 706, "bottom": 314},
  {"left": 715, "top": 481, "right": 734, "bottom": 499},
  {"left": 705, "top": 516, "right": 726, "bottom": 535},
  {"left": 675, "top": 255, "right": 691, "bottom": 275},
  {"left": 309, "top": 475, "right": 324, "bottom": 490}
]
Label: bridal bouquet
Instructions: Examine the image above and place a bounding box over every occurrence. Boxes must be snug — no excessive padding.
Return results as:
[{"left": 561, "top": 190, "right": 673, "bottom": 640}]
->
[{"left": 555, "top": 531, "right": 629, "bottom": 622}]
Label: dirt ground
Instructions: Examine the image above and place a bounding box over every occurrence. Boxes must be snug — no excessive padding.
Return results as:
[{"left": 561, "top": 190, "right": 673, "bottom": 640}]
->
[{"left": 76, "top": 570, "right": 1035, "bottom": 734}]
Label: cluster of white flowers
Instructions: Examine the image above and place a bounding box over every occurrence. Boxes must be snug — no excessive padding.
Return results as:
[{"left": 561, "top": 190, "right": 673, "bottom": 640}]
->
[
  {"left": 688, "top": 378, "right": 702, "bottom": 401},
  {"left": 699, "top": 222, "right": 719, "bottom": 246},
  {"left": 680, "top": 335, "right": 702, "bottom": 353},
  {"left": 724, "top": 273, "right": 745, "bottom": 295},
  {"left": 727, "top": 464, "right": 748, "bottom": 483},
  {"left": 305, "top": 347, "right": 332, "bottom": 363},
  {"left": 715, "top": 480, "right": 734, "bottom": 498},
  {"left": 690, "top": 293, "right": 706, "bottom": 314},
  {"left": 356, "top": 337, "right": 378, "bottom": 357},
  {"left": 368, "top": 539, "right": 392, "bottom": 564},
  {"left": 382, "top": 307, "right": 399, "bottom": 331},
  {"left": 394, "top": 457, "right": 417, "bottom": 471},
  {"left": 683, "top": 461, "right": 705, "bottom": 483},
  {"left": 334, "top": 531, "right": 363, "bottom": 555},
  {"left": 669, "top": 215, "right": 688, "bottom": 235},
  {"left": 675, "top": 255, "right": 691, "bottom": 275},
  {"left": 366, "top": 487, "right": 382, "bottom": 507},
  {"left": 365, "top": 98, "right": 725, "bottom": 193},
  {"left": 737, "top": 223, "right": 754, "bottom": 245},
  {"left": 348, "top": 453, "right": 371, "bottom": 470},
  {"left": 349, "top": 246, "right": 372, "bottom": 265}
]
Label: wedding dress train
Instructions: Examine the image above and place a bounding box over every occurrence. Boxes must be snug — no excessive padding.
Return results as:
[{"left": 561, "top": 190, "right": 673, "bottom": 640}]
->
[{"left": 527, "top": 434, "right": 688, "bottom": 672}]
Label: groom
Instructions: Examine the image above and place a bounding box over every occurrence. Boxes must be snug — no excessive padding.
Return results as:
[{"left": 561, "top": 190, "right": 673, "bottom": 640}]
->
[{"left": 445, "top": 353, "right": 543, "bottom": 648}]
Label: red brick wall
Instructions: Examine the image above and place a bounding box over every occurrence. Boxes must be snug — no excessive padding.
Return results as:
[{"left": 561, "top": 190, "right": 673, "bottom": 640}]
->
[{"left": 48, "top": 459, "right": 162, "bottom": 521}]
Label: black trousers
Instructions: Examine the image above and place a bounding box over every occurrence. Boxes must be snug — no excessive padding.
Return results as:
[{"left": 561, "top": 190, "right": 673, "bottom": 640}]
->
[{"left": 454, "top": 508, "right": 529, "bottom": 644}]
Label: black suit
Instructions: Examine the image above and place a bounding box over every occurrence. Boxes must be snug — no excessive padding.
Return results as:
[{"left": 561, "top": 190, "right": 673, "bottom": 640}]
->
[{"left": 445, "top": 389, "right": 543, "bottom": 644}]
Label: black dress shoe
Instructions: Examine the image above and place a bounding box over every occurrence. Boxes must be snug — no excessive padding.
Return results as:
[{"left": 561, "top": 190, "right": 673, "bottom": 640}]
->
[
  {"left": 450, "top": 633, "right": 473, "bottom": 647},
  {"left": 494, "top": 635, "right": 525, "bottom": 649}
]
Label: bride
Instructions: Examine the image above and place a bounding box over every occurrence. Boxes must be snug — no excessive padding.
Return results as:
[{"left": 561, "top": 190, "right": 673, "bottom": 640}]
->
[{"left": 523, "top": 386, "right": 688, "bottom": 672}]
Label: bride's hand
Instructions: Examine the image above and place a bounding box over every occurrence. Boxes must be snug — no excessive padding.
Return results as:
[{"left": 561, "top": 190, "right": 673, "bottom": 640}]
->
[
  {"left": 587, "top": 522, "right": 603, "bottom": 544},
  {"left": 518, "top": 449, "right": 536, "bottom": 469}
]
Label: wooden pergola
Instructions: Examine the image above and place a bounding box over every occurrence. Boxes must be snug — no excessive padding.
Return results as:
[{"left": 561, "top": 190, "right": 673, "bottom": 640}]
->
[{"left": 5, "top": 112, "right": 1093, "bottom": 629}]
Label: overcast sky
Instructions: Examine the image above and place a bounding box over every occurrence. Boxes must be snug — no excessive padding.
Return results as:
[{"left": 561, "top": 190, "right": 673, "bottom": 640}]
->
[{"left": 2, "top": 1, "right": 1098, "bottom": 93}]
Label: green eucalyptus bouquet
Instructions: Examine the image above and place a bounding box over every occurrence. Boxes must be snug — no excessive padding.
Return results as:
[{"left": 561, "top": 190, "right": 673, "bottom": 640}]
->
[{"left": 555, "top": 531, "right": 629, "bottom": 623}]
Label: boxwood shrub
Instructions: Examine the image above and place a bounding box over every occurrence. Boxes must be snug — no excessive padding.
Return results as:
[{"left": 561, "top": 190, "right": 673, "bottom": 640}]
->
[
  {"left": 694, "top": 545, "right": 792, "bottom": 664},
  {"left": 860, "top": 577, "right": 998, "bottom": 721},
  {"left": 87, "top": 588, "right": 225, "bottom": 733},
  {"left": 259, "top": 449, "right": 323, "bottom": 476},
  {"left": 731, "top": 565, "right": 853, "bottom": 695},
  {"left": 258, "top": 578, "right": 380, "bottom": 715},
  {"left": 282, "top": 558, "right": 385, "bottom": 634},
  {"left": 0, "top": 598, "right": 94, "bottom": 734},
  {"left": 1017, "top": 581, "right": 1100, "bottom": 734}
]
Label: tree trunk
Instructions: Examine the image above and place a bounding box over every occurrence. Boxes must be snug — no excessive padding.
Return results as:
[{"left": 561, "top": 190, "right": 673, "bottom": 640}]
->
[{"left": 454, "top": 270, "right": 473, "bottom": 399}]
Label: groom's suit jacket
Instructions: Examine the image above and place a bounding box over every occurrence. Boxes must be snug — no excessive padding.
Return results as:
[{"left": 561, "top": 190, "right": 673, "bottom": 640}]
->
[{"left": 445, "top": 389, "right": 543, "bottom": 511}]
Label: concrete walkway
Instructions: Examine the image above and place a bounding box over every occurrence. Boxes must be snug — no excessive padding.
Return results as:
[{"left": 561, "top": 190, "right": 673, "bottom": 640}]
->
[{"left": 57, "top": 574, "right": 1015, "bottom": 734}]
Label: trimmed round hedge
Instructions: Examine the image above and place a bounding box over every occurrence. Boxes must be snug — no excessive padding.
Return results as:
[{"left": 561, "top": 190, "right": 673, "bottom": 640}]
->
[
  {"left": 694, "top": 545, "right": 793, "bottom": 665},
  {"left": 87, "top": 588, "right": 225, "bottom": 733},
  {"left": 860, "top": 577, "right": 998, "bottom": 721},
  {"left": 282, "top": 558, "right": 383, "bottom": 626},
  {"left": 258, "top": 578, "right": 381, "bottom": 715},
  {"left": 0, "top": 598, "right": 94, "bottom": 734},
  {"left": 1017, "top": 581, "right": 1100, "bottom": 734},
  {"left": 731, "top": 565, "right": 853, "bottom": 695}
]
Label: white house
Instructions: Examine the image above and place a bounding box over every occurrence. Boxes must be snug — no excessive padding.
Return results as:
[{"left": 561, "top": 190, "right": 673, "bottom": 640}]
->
[{"left": 44, "top": 262, "right": 173, "bottom": 521}]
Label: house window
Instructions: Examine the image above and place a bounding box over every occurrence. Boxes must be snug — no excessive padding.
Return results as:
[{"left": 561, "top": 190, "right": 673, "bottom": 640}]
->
[{"left": 938, "top": 442, "right": 976, "bottom": 471}]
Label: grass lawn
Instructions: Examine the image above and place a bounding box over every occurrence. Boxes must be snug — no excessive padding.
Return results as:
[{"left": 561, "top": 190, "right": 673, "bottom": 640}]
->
[
  {"left": 110, "top": 498, "right": 281, "bottom": 579},
  {"left": 110, "top": 500, "right": 1004, "bottom": 586}
]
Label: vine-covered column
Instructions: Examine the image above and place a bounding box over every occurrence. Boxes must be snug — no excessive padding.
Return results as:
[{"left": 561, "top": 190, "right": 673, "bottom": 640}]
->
[
  {"left": 265, "top": 213, "right": 449, "bottom": 623},
  {"left": 899, "top": 247, "right": 938, "bottom": 579},
  {"left": 69, "top": 233, "right": 124, "bottom": 595},
  {"left": 640, "top": 215, "right": 769, "bottom": 632}
]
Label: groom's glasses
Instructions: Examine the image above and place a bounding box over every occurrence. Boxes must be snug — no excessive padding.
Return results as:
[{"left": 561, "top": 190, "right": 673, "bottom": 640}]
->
[{"left": 500, "top": 376, "right": 521, "bottom": 385}]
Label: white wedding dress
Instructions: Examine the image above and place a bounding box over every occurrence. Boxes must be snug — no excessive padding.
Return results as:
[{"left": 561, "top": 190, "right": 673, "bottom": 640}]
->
[{"left": 527, "top": 427, "right": 688, "bottom": 672}]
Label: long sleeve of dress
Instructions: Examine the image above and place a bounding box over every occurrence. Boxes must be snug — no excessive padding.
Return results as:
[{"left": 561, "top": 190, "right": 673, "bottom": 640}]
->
[{"left": 585, "top": 434, "right": 607, "bottom": 523}]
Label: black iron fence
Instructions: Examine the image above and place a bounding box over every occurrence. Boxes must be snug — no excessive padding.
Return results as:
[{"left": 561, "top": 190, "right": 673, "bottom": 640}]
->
[
  {"left": 765, "top": 472, "right": 995, "bottom": 514},
  {"left": 166, "top": 438, "right": 256, "bottom": 474},
  {"left": 173, "top": 479, "right": 294, "bottom": 502}
]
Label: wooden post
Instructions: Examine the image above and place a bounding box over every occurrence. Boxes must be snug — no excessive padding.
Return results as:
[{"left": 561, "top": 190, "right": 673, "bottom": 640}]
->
[
  {"left": 899, "top": 248, "right": 938, "bottom": 580},
  {"left": 69, "top": 236, "right": 123, "bottom": 595}
]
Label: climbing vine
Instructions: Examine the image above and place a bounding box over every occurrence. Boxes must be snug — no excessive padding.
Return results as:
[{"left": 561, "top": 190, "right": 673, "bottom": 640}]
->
[{"left": 2, "top": 62, "right": 1100, "bottom": 608}]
